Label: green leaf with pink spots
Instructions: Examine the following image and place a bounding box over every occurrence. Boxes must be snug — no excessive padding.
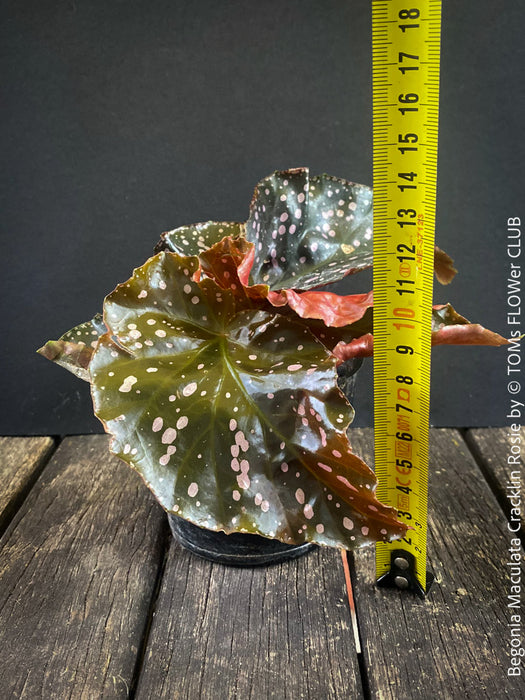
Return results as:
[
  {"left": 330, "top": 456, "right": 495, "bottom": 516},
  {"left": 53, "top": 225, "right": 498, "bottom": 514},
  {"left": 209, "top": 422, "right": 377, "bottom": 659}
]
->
[
  {"left": 155, "top": 221, "right": 245, "bottom": 256},
  {"left": 245, "top": 168, "right": 374, "bottom": 291},
  {"left": 244, "top": 168, "right": 456, "bottom": 292},
  {"left": 89, "top": 250, "right": 407, "bottom": 549},
  {"left": 37, "top": 314, "right": 107, "bottom": 381}
]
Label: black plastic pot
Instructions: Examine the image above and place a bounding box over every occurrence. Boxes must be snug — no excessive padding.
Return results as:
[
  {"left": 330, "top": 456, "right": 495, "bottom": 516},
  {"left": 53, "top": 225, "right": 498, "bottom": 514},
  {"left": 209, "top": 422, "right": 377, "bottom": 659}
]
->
[
  {"left": 168, "top": 357, "right": 363, "bottom": 566},
  {"left": 168, "top": 515, "right": 315, "bottom": 566}
]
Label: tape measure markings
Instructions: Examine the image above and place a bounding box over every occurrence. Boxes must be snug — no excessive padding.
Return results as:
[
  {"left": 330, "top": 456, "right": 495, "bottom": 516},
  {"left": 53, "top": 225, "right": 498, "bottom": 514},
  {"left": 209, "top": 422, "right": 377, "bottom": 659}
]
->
[{"left": 372, "top": 0, "right": 442, "bottom": 595}]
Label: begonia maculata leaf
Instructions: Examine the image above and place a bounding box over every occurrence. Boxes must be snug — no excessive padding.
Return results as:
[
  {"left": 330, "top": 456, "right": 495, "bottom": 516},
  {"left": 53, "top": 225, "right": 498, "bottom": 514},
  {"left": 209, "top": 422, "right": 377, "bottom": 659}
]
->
[
  {"left": 195, "top": 236, "right": 377, "bottom": 354},
  {"left": 156, "top": 221, "right": 245, "bottom": 257},
  {"left": 244, "top": 168, "right": 456, "bottom": 293},
  {"left": 154, "top": 169, "right": 455, "bottom": 304},
  {"left": 245, "top": 168, "right": 374, "bottom": 291},
  {"left": 37, "top": 314, "right": 107, "bottom": 381},
  {"left": 199, "top": 234, "right": 376, "bottom": 333},
  {"left": 184, "top": 236, "right": 504, "bottom": 363},
  {"left": 89, "top": 251, "right": 407, "bottom": 549}
]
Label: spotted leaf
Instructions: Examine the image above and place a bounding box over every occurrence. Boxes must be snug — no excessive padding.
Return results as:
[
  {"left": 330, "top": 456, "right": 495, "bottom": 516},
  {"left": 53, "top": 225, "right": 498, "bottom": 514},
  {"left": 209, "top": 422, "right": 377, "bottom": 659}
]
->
[
  {"left": 155, "top": 221, "right": 245, "bottom": 256},
  {"left": 199, "top": 233, "right": 376, "bottom": 334},
  {"left": 37, "top": 314, "right": 107, "bottom": 381},
  {"left": 246, "top": 168, "right": 374, "bottom": 291},
  {"left": 193, "top": 235, "right": 377, "bottom": 356},
  {"left": 90, "top": 251, "right": 407, "bottom": 549}
]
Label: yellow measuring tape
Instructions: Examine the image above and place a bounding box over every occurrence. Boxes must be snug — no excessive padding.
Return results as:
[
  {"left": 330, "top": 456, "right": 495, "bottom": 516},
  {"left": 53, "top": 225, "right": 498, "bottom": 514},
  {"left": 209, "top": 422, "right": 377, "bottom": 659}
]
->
[{"left": 372, "top": 0, "right": 442, "bottom": 596}]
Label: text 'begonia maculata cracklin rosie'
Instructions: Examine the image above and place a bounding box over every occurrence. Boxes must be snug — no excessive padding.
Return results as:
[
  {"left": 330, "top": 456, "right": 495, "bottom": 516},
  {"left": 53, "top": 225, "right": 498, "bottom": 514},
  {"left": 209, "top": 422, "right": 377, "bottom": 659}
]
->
[{"left": 38, "top": 167, "right": 508, "bottom": 550}]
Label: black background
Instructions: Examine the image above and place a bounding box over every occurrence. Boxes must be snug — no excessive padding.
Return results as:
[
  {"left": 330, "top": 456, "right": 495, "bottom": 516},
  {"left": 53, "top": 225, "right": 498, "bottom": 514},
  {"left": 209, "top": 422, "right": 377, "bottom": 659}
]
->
[{"left": 2, "top": 0, "right": 523, "bottom": 435}]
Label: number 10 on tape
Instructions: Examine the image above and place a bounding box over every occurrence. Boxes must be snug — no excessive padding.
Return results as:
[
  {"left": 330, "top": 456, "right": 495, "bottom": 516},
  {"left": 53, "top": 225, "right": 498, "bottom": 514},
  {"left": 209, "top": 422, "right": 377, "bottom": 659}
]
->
[{"left": 372, "top": 1, "right": 442, "bottom": 596}]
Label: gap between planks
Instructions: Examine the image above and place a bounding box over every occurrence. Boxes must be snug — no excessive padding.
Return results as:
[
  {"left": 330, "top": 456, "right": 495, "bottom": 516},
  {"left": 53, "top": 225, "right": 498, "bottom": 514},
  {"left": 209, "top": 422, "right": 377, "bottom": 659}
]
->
[
  {"left": 462, "top": 426, "right": 525, "bottom": 547},
  {"left": 349, "top": 427, "right": 525, "bottom": 700},
  {"left": 1, "top": 430, "right": 522, "bottom": 699},
  {"left": 0, "top": 435, "right": 168, "bottom": 699},
  {"left": 0, "top": 435, "right": 58, "bottom": 539}
]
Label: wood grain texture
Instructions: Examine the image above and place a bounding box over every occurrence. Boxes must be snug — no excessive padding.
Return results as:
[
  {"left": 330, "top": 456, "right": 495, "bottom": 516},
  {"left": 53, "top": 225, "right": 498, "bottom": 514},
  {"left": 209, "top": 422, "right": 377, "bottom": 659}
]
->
[
  {"left": 0, "top": 436, "right": 55, "bottom": 534},
  {"left": 136, "top": 541, "right": 363, "bottom": 700},
  {"left": 0, "top": 435, "right": 167, "bottom": 699},
  {"left": 465, "top": 427, "right": 524, "bottom": 539},
  {"left": 349, "top": 428, "right": 525, "bottom": 699}
]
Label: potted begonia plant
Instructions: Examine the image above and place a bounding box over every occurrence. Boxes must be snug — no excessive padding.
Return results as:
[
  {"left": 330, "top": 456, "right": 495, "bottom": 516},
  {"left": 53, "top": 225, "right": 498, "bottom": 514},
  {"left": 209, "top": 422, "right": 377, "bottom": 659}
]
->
[{"left": 38, "top": 167, "right": 507, "bottom": 565}]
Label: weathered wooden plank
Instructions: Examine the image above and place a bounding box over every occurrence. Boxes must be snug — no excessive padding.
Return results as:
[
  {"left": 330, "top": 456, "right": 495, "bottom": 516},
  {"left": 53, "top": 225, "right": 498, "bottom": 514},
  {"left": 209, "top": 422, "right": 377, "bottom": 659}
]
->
[
  {"left": 0, "top": 434, "right": 168, "bottom": 699},
  {"left": 465, "top": 426, "right": 525, "bottom": 537},
  {"left": 350, "top": 428, "right": 525, "bottom": 699},
  {"left": 0, "top": 436, "right": 55, "bottom": 535},
  {"left": 136, "top": 540, "right": 363, "bottom": 699}
]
